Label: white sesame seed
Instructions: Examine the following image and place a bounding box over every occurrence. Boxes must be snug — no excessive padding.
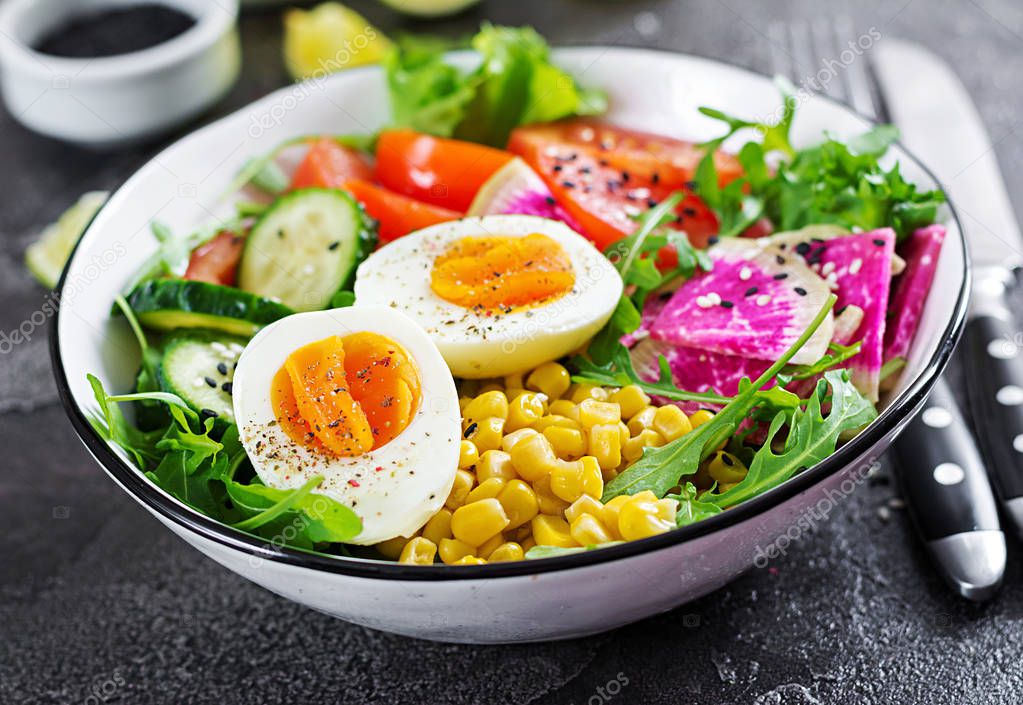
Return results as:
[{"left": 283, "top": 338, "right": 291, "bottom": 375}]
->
[
  {"left": 707, "top": 292, "right": 722, "bottom": 306},
  {"left": 756, "top": 294, "right": 771, "bottom": 306},
  {"left": 739, "top": 266, "right": 752, "bottom": 281},
  {"left": 849, "top": 258, "right": 863, "bottom": 275},
  {"left": 210, "top": 342, "right": 227, "bottom": 353},
  {"left": 821, "top": 261, "right": 836, "bottom": 276},
  {"left": 696, "top": 295, "right": 712, "bottom": 309}
]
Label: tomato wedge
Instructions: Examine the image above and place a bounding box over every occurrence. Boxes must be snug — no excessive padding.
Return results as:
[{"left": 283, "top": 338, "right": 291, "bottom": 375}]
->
[
  {"left": 508, "top": 120, "right": 743, "bottom": 190},
  {"left": 183, "top": 231, "right": 245, "bottom": 286},
  {"left": 509, "top": 128, "right": 721, "bottom": 249},
  {"left": 343, "top": 179, "right": 460, "bottom": 243},
  {"left": 375, "top": 130, "right": 513, "bottom": 212},
  {"left": 290, "top": 137, "right": 374, "bottom": 190}
]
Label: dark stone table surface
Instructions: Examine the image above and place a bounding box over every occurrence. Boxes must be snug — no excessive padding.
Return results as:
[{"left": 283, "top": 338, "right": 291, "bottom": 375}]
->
[{"left": 3, "top": 1, "right": 1023, "bottom": 703}]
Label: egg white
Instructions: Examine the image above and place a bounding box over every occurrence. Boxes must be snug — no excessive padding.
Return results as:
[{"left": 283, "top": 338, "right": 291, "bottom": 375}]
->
[
  {"left": 353, "top": 215, "right": 624, "bottom": 378},
  {"left": 231, "top": 306, "right": 461, "bottom": 545}
]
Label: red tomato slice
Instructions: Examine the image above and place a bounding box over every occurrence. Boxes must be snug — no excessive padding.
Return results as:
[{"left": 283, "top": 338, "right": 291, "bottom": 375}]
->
[
  {"left": 343, "top": 179, "right": 461, "bottom": 243},
  {"left": 508, "top": 120, "right": 743, "bottom": 189},
  {"left": 509, "top": 128, "right": 721, "bottom": 250},
  {"left": 375, "top": 130, "right": 513, "bottom": 212},
  {"left": 290, "top": 138, "right": 374, "bottom": 190},
  {"left": 184, "top": 231, "right": 245, "bottom": 287}
]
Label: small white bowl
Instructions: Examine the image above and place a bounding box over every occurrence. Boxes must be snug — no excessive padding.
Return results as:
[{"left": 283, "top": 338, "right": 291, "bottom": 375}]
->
[{"left": 0, "top": 0, "right": 241, "bottom": 148}]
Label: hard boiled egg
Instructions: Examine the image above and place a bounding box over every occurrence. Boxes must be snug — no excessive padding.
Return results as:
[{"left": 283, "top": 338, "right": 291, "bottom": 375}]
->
[
  {"left": 353, "top": 215, "right": 623, "bottom": 378},
  {"left": 232, "top": 306, "right": 461, "bottom": 545}
]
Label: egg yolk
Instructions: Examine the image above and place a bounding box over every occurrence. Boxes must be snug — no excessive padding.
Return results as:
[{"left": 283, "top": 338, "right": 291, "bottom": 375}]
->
[
  {"left": 430, "top": 233, "right": 574, "bottom": 312},
  {"left": 271, "top": 332, "right": 421, "bottom": 457}
]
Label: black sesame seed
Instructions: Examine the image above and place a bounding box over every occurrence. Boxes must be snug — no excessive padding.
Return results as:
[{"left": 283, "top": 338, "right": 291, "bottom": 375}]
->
[
  {"left": 775, "top": 254, "right": 786, "bottom": 265},
  {"left": 836, "top": 305, "right": 849, "bottom": 316},
  {"left": 552, "top": 164, "right": 563, "bottom": 172},
  {"left": 794, "top": 286, "right": 807, "bottom": 296},
  {"left": 200, "top": 408, "right": 218, "bottom": 421},
  {"left": 683, "top": 207, "right": 698, "bottom": 217},
  {"left": 216, "top": 362, "right": 228, "bottom": 375},
  {"left": 685, "top": 180, "right": 698, "bottom": 191},
  {"left": 463, "top": 422, "right": 478, "bottom": 439},
  {"left": 621, "top": 171, "right": 630, "bottom": 183},
  {"left": 873, "top": 238, "right": 886, "bottom": 246},
  {"left": 708, "top": 236, "right": 720, "bottom": 246},
  {"left": 545, "top": 196, "right": 556, "bottom": 206},
  {"left": 720, "top": 300, "right": 734, "bottom": 309},
  {"left": 722, "top": 454, "right": 734, "bottom": 466},
  {"left": 652, "top": 172, "right": 660, "bottom": 185},
  {"left": 580, "top": 166, "right": 591, "bottom": 175},
  {"left": 773, "top": 273, "right": 789, "bottom": 280},
  {"left": 744, "top": 286, "right": 758, "bottom": 297},
  {"left": 328, "top": 241, "right": 340, "bottom": 251},
  {"left": 659, "top": 291, "right": 674, "bottom": 301},
  {"left": 222, "top": 382, "right": 233, "bottom": 394},
  {"left": 795, "top": 242, "right": 811, "bottom": 256},
  {"left": 561, "top": 181, "right": 576, "bottom": 189},
  {"left": 647, "top": 198, "right": 659, "bottom": 208},
  {"left": 204, "top": 377, "right": 217, "bottom": 388}
]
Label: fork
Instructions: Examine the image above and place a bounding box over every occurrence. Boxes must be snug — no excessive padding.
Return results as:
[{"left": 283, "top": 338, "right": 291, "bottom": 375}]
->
[{"left": 766, "top": 18, "right": 1005, "bottom": 601}]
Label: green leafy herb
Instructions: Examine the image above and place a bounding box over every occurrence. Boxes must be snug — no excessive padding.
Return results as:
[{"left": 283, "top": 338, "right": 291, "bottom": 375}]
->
[
  {"left": 601, "top": 294, "right": 837, "bottom": 502},
  {"left": 525, "top": 542, "right": 625, "bottom": 560},
  {"left": 706, "top": 369, "right": 877, "bottom": 508},
  {"left": 879, "top": 356, "right": 906, "bottom": 382},
  {"left": 780, "top": 340, "right": 862, "bottom": 382},
  {"left": 227, "top": 479, "right": 363, "bottom": 542},
  {"left": 671, "top": 483, "right": 723, "bottom": 526}
]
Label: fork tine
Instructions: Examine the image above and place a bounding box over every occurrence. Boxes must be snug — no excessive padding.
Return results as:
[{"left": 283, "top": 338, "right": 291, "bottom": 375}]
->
[{"left": 836, "top": 16, "right": 879, "bottom": 120}]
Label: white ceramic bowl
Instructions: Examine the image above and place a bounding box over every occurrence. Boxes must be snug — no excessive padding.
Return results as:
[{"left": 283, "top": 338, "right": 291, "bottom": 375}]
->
[
  {"left": 50, "top": 48, "right": 968, "bottom": 643},
  {"left": 0, "top": 0, "right": 241, "bottom": 147}
]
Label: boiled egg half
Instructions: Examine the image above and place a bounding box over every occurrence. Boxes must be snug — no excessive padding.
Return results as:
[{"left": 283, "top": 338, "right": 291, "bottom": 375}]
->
[
  {"left": 353, "top": 215, "right": 623, "bottom": 378},
  {"left": 232, "top": 306, "right": 461, "bottom": 545}
]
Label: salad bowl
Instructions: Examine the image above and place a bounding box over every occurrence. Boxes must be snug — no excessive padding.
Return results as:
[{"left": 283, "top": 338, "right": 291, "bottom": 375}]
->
[{"left": 51, "top": 47, "right": 967, "bottom": 643}]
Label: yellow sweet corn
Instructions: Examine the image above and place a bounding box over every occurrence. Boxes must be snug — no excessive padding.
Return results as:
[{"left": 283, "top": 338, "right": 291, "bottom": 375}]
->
[
  {"left": 570, "top": 383, "right": 609, "bottom": 403},
  {"left": 565, "top": 494, "right": 605, "bottom": 524},
  {"left": 623, "top": 428, "right": 664, "bottom": 462},
  {"left": 707, "top": 450, "right": 748, "bottom": 484},
  {"left": 601, "top": 495, "right": 633, "bottom": 540},
  {"left": 488, "top": 542, "right": 525, "bottom": 562},
  {"left": 577, "top": 398, "right": 621, "bottom": 427},
  {"left": 533, "top": 474, "right": 571, "bottom": 515},
  {"left": 451, "top": 498, "right": 510, "bottom": 546},
  {"left": 689, "top": 409, "right": 715, "bottom": 428},
  {"left": 526, "top": 362, "right": 571, "bottom": 399},
  {"left": 422, "top": 508, "right": 453, "bottom": 545},
  {"left": 463, "top": 390, "right": 509, "bottom": 423},
  {"left": 550, "top": 456, "right": 603, "bottom": 503},
  {"left": 399, "top": 537, "right": 437, "bottom": 565},
  {"left": 453, "top": 555, "right": 487, "bottom": 565},
  {"left": 458, "top": 440, "right": 479, "bottom": 469},
  {"left": 610, "top": 385, "right": 651, "bottom": 419},
  {"left": 375, "top": 535, "right": 412, "bottom": 560},
  {"left": 652, "top": 404, "right": 693, "bottom": 442},
  {"left": 627, "top": 406, "right": 657, "bottom": 435},
  {"left": 544, "top": 425, "right": 587, "bottom": 460},
  {"left": 509, "top": 432, "right": 561, "bottom": 482},
  {"left": 439, "top": 536, "right": 476, "bottom": 564},
  {"left": 506, "top": 392, "right": 547, "bottom": 432},
  {"left": 477, "top": 532, "right": 505, "bottom": 559},
  {"left": 548, "top": 399, "right": 578, "bottom": 419},
  {"left": 497, "top": 479, "right": 539, "bottom": 529},
  {"left": 532, "top": 414, "right": 580, "bottom": 432},
  {"left": 588, "top": 423, "right": 622, "bottom": 470},
  {"left": 444, "top": 468, "right": 475, "bottom": 510},
  {"left": 501, "top": 427, "right": 539, "bottom": 453},
  {"left": 466, "top": 477, "right": 506, "bottom": 503},
  {"left": 618, "top": 495, "right": 678, "bottom": 541},
  {"left": 531, "top": 514, "right": 577, "bottom": 548},
  {"left": 570, "top": 513, "right": 614, "bottom": 546},
  {"left": 476, "top": 449, "right": 518, "bottom": 482},
  {"left": 466, "top": 416, "right": 504, "bottom": 453}
]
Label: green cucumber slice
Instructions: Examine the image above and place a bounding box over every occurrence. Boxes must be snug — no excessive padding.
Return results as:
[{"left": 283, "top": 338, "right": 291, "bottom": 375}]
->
[
  {"left": 125, "top": 279, "right": 293, "bottom": 336},
  {"left": 238, "top": 188, "right": 376, "bottom": 312},
  {"left": 156, "top": 330, "right": 247, "bottom": 426}
]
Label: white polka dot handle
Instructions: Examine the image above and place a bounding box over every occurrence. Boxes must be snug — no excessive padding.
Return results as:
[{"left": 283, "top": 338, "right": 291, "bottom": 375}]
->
[
  {"left": 893, "top": 377, "right": 1000, "bottom": 541},
  {"left": 966, "top": 314, "right": 1023, "bottom": 510}
]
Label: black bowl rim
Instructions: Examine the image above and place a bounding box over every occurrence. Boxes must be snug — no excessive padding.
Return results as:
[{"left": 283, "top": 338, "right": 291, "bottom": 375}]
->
[{"left": 50, "top": 45, "right": 970, "bottom": 582}]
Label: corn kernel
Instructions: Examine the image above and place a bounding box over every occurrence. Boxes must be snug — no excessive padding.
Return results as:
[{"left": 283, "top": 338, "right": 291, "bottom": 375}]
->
[
  {"left": 478, "top": 382, "right": 503, "bottom": 395},
  {"left": 503, "top": 371, "right": 525, "bottom": 390},
  {"left": 707, "top": 450, "right": 748, "bottom": 484},
  {"left": 509, "top": 432, "right": 561, "bottom": 482},
  {"left": 422, "top": 508, "right": 453, "bottom": 545},
  {"left": 544, "top": 425, "right": 587, "bottom": 460},
  {"left": 550, "top": 456, "right": 603, "bottom": 503},
  {"left": 527, "top": 362, "right": 571, "bottom": 399},
  {"left": 689, "top": 409, "right": 715, "bottom": 428},
  {"left": 570, "top": 383, "right": 609, "bottom": 403},
  {"left": 520, "top": 536, "right": 536, "bottom": 552},
  {"left": 548, "top": 399, "right": 577, "bottom": 419},
  {"left": 502, "top": 427, "right": 539, "bottom": 452},
  {"left": 453, "top": 555, "right": 487, "bottom": 565},
  {"left": 458, "top": 396, "right": 472, "bottom": 412},
  {"left": 531, "top": 514, "right": 577, "bottom": 548},
  {"left": 463, "top": 390, "right": 509, "bottom": 423},
  {"left": 451, "top": 498, "right": 510, "bottom": 546},
  {"left": 533, "top": 474, "right": 571, "bottom": 515},
  {"left": 477, "top": 450, "right": 518, "bottom": 482},
  {"left": 611, "top": 385, "right": 651, "bottom": 419},
  {"left": 652, "top": 405, "right": 693, "bottom": 442},
  {"left": 488, "top": 542, "right": 525, "bottom": 562},
  {"left": 399, "top": 537, "right": 437, "bottom": 565},
  {"left": 466, "top": 477, "right": 506, "bottom": 503},
  {"left": 601, "top": 495, "right": 632, "bottom": 539},
  {"left": 623, "top": 428, "right": 664, "bottom": 462},
  {"left": 445, "top": 469, "right": 475, "bottom": 510},
  {"left": 506, "top": 392, "right": 548, "bottom": 432},
  {"left": 532, "top": 414, "right": 580, "bottom": 432},
  {"left": 570, "top": 513, "right": 614, "bottom": 546},
  {"left": 498, "top": 479, "right": 540, "bottom": 529},
  {"left": 375, "top": 535, "right": 412, "bottom": 560},
  {"left": 565, "top": 494, "right": 606, "bottom": 524},
  {"left": 578, "top": 398, "right": 621, "bottom": 427},
  {"left": 466, "top": 416, "right": 504, "bottom": 453},
  {"left": 627, "top": 406, "right": 657, "bottom": 435},
  {"left": 588, "top": 423, "right": 622, "bottom": 470},
  {"left": 458, "top": 440, "right": 479, "bottom": 469},
  {"left": 618, "top": 496, "right": 676, "bottom": 541},
  {"left": 717, "top": 481, "right": 738, "bottom": 493},
  {"left": 477, "top": 532, "right": 505, "bottom": 559}
]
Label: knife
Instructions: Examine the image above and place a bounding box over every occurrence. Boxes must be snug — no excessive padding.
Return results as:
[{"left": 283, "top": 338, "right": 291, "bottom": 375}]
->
[{"left": 872, "top": 40, "right": 1009, "bottom": 600}]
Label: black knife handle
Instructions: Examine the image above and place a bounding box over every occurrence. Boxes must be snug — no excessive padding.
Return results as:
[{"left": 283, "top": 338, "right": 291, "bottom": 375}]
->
[
  {"left": 894, "top": 377, "right": 1000, "bottom": 541},
  {"left": 965, "top": 311, "right": 1023, "bottom": 501}
]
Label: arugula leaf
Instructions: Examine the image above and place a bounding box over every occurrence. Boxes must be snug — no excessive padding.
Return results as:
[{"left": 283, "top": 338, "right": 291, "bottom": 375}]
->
[
  {"left": 227, "top": 479, "right": 362, "bottom": 543},
  {"left": 86, "top": 374, "right": 163, "bottom": 468},
  {"left": 780, "top": 341, "right": 862, "bottom": 382},
  {"left": 697, "top": 75, "right": 798, "bottom": 157},
  {"left": 670, "top": 483, "right": 723, "bottom": 526},
  {"left": 601, "top": 294, "right": 837, "bottom": 501},
  {"left": 525, "top": 542, "right": 625, "bottom": 560},
  {"left": 706, "top": 369, "right": 877, "bottom": 508}
]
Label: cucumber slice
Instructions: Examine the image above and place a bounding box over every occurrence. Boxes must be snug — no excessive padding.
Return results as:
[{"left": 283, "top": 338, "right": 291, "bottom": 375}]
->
[
  {"left": 125, "top": 280, "right": 293, "bottom": 336},
  {"left": 237, "top": 188, "right": 376, "bottom": 312},
  {"left": 156, "top": 330, "right": 246, "bottom": 426}
]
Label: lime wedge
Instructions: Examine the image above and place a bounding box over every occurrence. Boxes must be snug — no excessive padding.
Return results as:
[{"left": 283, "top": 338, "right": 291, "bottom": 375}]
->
[
  {"left": 376, "top": 0, "right": 480, "bottom": 17},
  {"left": 283, "top": 3, "right": 392, "bottom": 81},
  {"left": 25, "top": 191, "right": 109, "bottom": 289}
]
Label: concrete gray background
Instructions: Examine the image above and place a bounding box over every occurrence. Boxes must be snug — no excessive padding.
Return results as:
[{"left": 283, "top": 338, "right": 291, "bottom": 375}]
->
[{"left": 2, "top": 1, "right": 1023, "bottom": 703}]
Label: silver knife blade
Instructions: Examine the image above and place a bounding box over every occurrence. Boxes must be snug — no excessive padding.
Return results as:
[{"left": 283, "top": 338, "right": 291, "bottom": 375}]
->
[{"left": 873, "top": 38, "right": 1023, "bottom": 268}]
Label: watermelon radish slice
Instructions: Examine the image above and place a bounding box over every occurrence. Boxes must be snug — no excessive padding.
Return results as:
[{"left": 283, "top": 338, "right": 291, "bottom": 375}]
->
[
  {"left": 649, "top": 240, "right": 834, "bottom": 366},
  {"left": 762, "top": 224, "right": 905, "bottom": 275},
  {"left": 631, "top": 337, "right": 772, "bottom": 399},
  {"left": 794, "top": 228, "right": 896, "bottom": 401},
  {"left": 884, "top": 224, "right": 947, "bottom": 363},
  {"left": 466, "top": 157, "right": 582, "bottom": 231}
]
